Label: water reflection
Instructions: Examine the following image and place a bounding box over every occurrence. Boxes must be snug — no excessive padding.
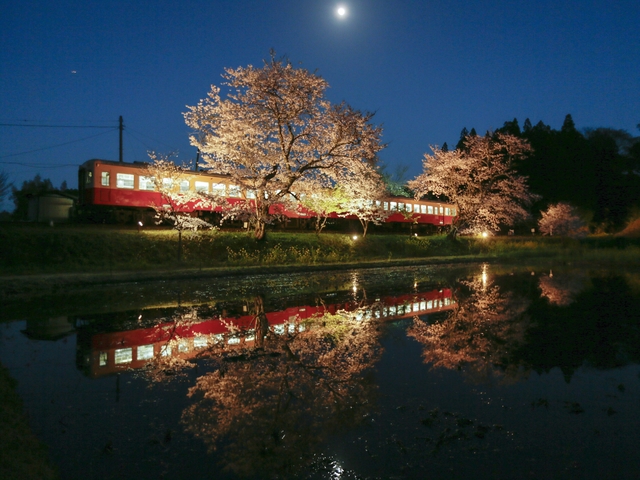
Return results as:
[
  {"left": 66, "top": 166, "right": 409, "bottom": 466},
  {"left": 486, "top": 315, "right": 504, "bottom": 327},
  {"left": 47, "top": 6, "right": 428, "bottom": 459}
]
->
[
  {"left": 5, "top": 266, "right": 640, "bottom": 479},
  {"left": 408, "top": 265, "right": 640, "bottom": 384}
]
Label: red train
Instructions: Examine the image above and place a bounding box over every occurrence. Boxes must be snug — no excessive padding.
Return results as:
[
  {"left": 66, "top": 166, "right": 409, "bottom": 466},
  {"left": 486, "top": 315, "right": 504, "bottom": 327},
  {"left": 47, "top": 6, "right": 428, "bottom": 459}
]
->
[{"left": 78, "top": 159, "right": 457, "bottom": 232}]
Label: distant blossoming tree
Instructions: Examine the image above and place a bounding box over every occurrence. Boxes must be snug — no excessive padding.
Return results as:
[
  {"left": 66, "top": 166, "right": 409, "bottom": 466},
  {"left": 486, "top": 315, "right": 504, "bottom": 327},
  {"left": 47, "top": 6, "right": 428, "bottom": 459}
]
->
[
  {"left": 538, "top": 203, "right": 587, "bottom": 237},
  {"left": 184, "top": 52, "right": 384, "bottom": 240},
  {"left": 337, "top": 165, "right": 390, "bottom": 236},
  {"left": 408, "top": 133, "right": 538, "bottom": 237},
  {"left": 144, "top": 152, "right": 214, "bottom": 261}
]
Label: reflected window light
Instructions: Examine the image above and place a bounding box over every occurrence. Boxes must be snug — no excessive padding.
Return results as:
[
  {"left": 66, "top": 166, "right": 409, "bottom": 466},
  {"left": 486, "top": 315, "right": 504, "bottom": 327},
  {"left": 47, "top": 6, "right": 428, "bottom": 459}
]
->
[{"left": 194, "top": 336, "right": 208, "bottom": 349}]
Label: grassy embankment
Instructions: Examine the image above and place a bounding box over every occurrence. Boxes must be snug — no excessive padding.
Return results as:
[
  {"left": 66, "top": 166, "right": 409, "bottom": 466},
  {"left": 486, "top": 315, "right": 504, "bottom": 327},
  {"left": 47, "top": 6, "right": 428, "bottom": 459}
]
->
[{"left": 1, "top": 223, "right": 639, "bottom": 276}]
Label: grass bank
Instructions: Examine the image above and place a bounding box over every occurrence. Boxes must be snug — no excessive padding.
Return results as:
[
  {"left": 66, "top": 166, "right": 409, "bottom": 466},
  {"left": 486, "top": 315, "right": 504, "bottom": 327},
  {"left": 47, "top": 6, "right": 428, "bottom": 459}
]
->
[{"left": 1, "top": 224, "right": 639, "bottom": 277}]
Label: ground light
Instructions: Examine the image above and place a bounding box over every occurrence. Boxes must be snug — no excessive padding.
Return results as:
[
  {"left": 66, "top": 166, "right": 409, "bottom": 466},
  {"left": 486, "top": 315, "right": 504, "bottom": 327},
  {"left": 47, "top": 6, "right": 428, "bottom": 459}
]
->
[
  {"left": 352, "top": 235, "right": 358, "bottom": 241},
  {"left": 137, "top": 221, "right": 143, "bottom": 233}
]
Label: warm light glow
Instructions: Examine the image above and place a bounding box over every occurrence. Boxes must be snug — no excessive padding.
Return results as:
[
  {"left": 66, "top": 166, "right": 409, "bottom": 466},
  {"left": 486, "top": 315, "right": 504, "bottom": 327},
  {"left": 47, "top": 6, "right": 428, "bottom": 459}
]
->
[
  {"left": 482, "top": 231, "right": 488, "bottom": 238},
  {"left": 138, "top": 221, "right": 143, "bottom": 227},
  {"left": 352, "top": 235, "right": 358, "bottom": 240},
  {"left": 337, "top": 5, "right": 347, "bottom": 17}
]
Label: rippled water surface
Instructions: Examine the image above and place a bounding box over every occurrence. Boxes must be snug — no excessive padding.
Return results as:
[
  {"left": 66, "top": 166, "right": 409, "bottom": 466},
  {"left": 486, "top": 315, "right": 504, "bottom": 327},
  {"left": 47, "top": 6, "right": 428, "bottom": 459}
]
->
[{"left": 2, "top": 264, "right": 640, "bottom": 479}]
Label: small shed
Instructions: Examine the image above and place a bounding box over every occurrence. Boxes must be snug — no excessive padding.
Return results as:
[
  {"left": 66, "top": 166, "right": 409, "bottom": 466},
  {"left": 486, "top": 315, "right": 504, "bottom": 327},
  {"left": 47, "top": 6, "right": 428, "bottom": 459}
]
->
[{"left": 27, "top": 193, "right": 75, "bottom": 223}]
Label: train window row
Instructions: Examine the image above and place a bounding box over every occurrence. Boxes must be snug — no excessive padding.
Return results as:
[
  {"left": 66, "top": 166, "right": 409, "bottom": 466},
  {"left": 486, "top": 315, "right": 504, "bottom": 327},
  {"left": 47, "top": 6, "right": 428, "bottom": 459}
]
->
[{"left": 93, "top": 167, "right": 455, "bottom": 216}]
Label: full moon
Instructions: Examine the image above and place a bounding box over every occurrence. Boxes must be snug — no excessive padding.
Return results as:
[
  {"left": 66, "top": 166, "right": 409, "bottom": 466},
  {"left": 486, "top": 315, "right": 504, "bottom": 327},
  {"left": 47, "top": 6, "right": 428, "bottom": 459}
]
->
[{"left": 337, "top": 6, "right": 347, "bottom": 17}]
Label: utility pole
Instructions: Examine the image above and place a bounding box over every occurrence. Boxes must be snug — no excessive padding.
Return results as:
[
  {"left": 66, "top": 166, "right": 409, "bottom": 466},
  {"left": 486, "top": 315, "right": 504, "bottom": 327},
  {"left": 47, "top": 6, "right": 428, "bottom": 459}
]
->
[
  {"left": 119, "top": 116, "right": 123, "bottom": 163},
  {"left": 195, "top": 149, "right": 200, "bottom": 171}
]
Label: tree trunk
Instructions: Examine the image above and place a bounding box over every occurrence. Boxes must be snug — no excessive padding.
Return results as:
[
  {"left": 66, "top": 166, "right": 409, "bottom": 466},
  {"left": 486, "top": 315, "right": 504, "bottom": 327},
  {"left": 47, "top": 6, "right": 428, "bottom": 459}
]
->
[{"left": 254, "top": 221, "right": 266, "bottom": 241}]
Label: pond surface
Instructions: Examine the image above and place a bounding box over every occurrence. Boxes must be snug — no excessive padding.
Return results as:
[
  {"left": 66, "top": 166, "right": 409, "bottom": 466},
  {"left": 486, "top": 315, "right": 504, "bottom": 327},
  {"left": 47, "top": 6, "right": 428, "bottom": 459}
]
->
[{"left": 2, "top": 264, "right": 640, "bottom": 479}]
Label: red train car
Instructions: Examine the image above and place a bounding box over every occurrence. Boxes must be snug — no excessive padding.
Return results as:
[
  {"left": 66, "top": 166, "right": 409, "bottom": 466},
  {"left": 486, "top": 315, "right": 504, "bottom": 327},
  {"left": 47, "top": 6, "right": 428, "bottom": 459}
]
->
[{"left": 78, "top": 159, "right": 457, "bottom": 229}]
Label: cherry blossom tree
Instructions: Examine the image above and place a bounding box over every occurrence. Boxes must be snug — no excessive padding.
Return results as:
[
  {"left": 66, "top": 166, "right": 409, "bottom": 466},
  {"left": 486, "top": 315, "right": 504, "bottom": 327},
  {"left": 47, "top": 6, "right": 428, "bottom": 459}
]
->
[
  {"left": 538, "top": 202, "right": 588, "bottom": 237},
  {"left": 296, "top": 180, "right": 347, "bottom": 234},
  {"left": 408, "top": 133, "right": 538, "bottom": 237},
  {"left": 143, "top": 153, "right": 214, "bottom": 261},
  {"left": 184, "top": 52, "right": 385, "bottom": 240},
  {"left": 337, "top": 165, "right": 390, "bottom": 236}
]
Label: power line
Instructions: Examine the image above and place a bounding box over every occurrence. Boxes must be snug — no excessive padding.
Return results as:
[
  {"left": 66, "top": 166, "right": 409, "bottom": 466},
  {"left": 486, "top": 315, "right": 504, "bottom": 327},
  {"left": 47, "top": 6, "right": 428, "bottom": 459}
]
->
[
  {"left": 0, "top": 128, "right": 117, "bottom": 160},
  {"left": 0, "top": 123, "right": 115, "bottom": 128}
]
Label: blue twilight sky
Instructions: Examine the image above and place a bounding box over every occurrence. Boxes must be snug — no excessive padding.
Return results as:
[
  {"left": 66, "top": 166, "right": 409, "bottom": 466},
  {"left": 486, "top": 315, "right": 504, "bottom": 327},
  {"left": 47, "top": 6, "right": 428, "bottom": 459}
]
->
[{"left": 1, "top": 0, "right": 639, "bottom": 211}]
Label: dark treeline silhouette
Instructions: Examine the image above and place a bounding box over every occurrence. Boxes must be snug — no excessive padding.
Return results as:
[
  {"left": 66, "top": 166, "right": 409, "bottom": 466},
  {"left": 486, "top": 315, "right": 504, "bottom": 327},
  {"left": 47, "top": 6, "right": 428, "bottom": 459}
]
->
[{"left": 456, "top": 115, "right": 640, "bottom": 232}]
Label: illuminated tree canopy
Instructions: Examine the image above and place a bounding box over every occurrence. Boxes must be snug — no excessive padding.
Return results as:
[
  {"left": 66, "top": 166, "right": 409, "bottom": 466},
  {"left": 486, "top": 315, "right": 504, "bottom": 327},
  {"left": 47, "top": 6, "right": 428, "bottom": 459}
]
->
[
  {"left": 409, "top": 133, "right": 538, "bottom": 236},
  {"left": 184, "top": 53, "right": 385, "bottom": 240}
]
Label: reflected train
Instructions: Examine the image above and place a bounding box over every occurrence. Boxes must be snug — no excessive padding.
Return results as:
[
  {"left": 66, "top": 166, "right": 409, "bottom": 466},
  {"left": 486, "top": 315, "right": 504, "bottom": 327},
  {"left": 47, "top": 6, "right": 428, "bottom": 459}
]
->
[
  {"left": 78, "top": 159, "right": 457, "bottom": 232},
  {"left": 76, "top": 288, "right": 455, "bottom": 378}
]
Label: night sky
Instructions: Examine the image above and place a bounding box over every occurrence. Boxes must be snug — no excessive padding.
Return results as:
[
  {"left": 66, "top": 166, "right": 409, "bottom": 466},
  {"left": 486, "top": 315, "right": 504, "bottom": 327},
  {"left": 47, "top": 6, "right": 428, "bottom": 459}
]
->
[{"left": 1, "top": 0, "right": 639, "bottom": 211}]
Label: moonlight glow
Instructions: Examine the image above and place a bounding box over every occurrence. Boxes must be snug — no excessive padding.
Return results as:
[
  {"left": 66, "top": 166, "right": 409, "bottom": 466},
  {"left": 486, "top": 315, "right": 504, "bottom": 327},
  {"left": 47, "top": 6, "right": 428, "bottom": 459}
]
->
[{"left": 336, "top": 5, "right": 347, "bottom": 17}]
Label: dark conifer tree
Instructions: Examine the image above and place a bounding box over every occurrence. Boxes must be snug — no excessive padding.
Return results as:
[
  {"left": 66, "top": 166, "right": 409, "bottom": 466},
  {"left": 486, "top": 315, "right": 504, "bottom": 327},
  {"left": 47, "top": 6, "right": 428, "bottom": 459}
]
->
[
  {"left": 441, "top": 142, "right": 449, "bottom": 152},
  {"left": 455, "top": 127, "right": 469, "bottom": 150}
]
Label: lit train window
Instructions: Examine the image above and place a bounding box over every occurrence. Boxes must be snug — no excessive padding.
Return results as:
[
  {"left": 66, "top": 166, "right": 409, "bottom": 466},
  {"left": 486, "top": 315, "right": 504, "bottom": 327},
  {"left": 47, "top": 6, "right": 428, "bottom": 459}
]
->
[
  {"left": 137, "top": 344, "right": 154, "bottom": 360},
  {"left": 116, "top": 173, "right": 134, "bottom": 189},
  {"left": 420, "top": 301, "right": 426, "bottom": 310},
  {"left": 383, "top": 202, "right": 389, "bottom": 210},
  {"left": 375, "top": 200, "right": 382, "bottom": 208},
  {"left": 246, "top": 190, "right": 256, "bottom": 199},
  {"left": 139, "top": 176, "right": 155, "bottom": 191},
  {"left": 178, "top": 340, "right": 189, "bottom": 352},
  {"left": 161, "top": 345, "right": 172, "bottom": 357},
  {"left": 427, "top": 205, "right": 434, "bottom": 214},
  {"left": 114, "top": 348, "right": 133, "bottom": 364},
  {"left": 229, "top": 185, "right": 241, "bottom": 197},
  {"left": 427, "top": 300, "right": 433, "bottom": 309},
  {"left": 439, "top": 206, "right": 444, "bottom": 214},
  {"left": 452, "top": 208, "right": 457, "bottom": 216},
  {"left": 390, "top": 201, "right": 397, "bottom": 211},
  {"left": 195, "top": 181, "right": 209, "bottom": 193},
  {"left": 85, "top": 171, "right": 93, "bottom": 186},
  {"left": 212, "top": 183, "right": 226, "bottom": 195},
  {"left": 398, "top": 202, "right": 405, "bottom": 211},
  {"left": 245, "top": 329, "right": 255, "bottom": 342},
  {"left": 421, "top": 205, "right": 426, "bottom": 214},
  {"left": 99, "top": 352, "right": 107, "bottom": 366},
  {"left": 406, "top": 203, "right": 412, "bottom": 213},
  {"left": 101, "top": 172, "right": 110, "bottom": 186},
  {"left": 274, "top": 324, "right": 285, "bottom": 335},
  {"left": 180, "top": 180, "right": 190, "bottom": 192},
  {"left": 162, "top": 178, "right": 173, "bottom": 188},
  {"left": 445, "top": 207, "right": 450, "bottom": 215},
  {"left": 228, "top": 336, "right": 241, "bottom": 345}
]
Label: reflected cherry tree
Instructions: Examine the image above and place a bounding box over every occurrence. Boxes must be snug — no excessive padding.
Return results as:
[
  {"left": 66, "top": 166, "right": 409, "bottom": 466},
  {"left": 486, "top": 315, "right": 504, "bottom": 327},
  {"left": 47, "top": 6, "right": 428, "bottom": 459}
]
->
[
  {"left": 538, "top": 271, "right": 588, "bottom": 306},
  {"left": 143, "top": 295, "right": 383, "bottom": 477},
  {"left": 408, "top": 268, "right": 530, "bottom": 382}
]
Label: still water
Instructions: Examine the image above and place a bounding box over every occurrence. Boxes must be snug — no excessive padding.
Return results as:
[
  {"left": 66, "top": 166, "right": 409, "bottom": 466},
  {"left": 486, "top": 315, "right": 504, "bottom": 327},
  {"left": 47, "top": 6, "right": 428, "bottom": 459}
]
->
[{"left": 2, "top": 264, "right": 640, "bottom": 479}]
